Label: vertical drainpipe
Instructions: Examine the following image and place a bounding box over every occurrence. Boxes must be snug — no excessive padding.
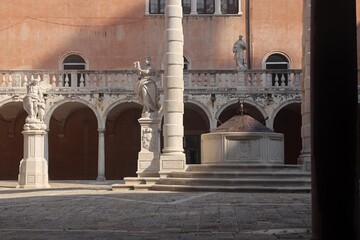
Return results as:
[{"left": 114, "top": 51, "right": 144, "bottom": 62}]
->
[{"left": 245, "top": 0, "right": 251, "bottom": 69}]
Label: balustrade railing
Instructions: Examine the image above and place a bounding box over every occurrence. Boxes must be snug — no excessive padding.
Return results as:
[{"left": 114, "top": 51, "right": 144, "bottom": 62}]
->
[{"left": 0, "top": 69, "right": 302, "bottom": 93}]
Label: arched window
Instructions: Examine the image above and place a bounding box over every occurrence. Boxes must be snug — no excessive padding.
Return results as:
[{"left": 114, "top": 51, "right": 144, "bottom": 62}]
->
[
  {"left": 265, "top": 53, "right": 289, "bottom": 86},
  {"left": 62, "top": 54, "right": 86, "bottom": 70},
  {"left": 62, "top": 54, "right": 86, "bottom": 87},
  {"left": 265, "top": 53, "right": 289, "bottom": 70},
  {"left": 184, "top": 56, "right": 190, "bottom": 71}
]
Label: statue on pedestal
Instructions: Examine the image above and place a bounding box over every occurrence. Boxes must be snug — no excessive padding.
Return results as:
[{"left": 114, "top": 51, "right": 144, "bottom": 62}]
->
[
  {"left": 233, "top": 35, "right": 248, "bottom": 70},
  {"left": 23, "top": 78, "right": 47, "bottom": 130},
  {"left": 134, "top": 57, "right": 160, "bottom": 116}
]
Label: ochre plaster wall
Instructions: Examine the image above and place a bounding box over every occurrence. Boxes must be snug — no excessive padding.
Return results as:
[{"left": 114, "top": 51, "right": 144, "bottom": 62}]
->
[{"left": 0, "top": 0, "right": 307, "bottom": 71}]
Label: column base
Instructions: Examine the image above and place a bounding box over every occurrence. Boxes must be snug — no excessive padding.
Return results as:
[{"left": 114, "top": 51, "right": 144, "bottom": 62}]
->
[
  {"left": 17, "top": 158, "right": 50, "bottom": 189},
  {"left": 159, "top": 153, "right": 186, "bottom": 177},
  {"left": 96, "top": 176, "right": 106, "bottom": 181},
  {"left": 298, "top": 150, "right": 311, "bottom": 172}
]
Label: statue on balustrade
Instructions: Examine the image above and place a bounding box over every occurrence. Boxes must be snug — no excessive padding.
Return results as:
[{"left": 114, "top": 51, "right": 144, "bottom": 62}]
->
[
  {"left": 134, "top": 56, "right": 160, "bottom": 116},
  {"left": 233, "top": 35, "right": 248, "bottom": 70},
  {"left": 23, "top": 78, "right": 47, "bottom": 129}
]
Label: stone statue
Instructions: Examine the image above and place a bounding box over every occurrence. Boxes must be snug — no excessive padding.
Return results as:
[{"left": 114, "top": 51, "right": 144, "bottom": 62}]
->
[
  {"left": 134, "top": 57, "right": 160, "bottom": 116},
  {"left": 23, "top": 78, "right": 47, "bottom": 129},
  {"left": 233, "top": 35, "right": 247, "bottom": 70}
]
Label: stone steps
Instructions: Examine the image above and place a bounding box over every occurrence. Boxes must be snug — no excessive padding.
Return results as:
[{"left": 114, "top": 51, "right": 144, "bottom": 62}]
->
[{"left": 149, "top": 164, "right": 311, "bottom": 193}]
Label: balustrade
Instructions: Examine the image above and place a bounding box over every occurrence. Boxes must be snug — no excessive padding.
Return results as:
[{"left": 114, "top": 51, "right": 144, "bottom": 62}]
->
[{"left": 0, "top": 69, "right": 302, "bottom": 94}]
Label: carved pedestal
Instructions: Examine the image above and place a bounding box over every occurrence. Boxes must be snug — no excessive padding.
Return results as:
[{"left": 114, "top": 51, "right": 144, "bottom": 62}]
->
[
  {"left": 17, "top": 129, "right": 50, "bottom": 188},
  {"left": 137, "top": 115, "right": 161, "bottom": 177}
]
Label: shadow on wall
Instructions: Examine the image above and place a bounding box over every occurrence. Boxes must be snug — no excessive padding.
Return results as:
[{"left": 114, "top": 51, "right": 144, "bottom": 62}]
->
[{"left": 0, "top": 103, "right": 26, "bottom": 180}]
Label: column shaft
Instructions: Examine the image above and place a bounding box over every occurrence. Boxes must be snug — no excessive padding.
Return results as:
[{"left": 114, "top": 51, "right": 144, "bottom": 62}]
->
[
  {"left": 97, "top": 129, "right": 106, "bottom": 181},
  {"left": 160, "top": 0, "right": 185, "bottom": 176}
]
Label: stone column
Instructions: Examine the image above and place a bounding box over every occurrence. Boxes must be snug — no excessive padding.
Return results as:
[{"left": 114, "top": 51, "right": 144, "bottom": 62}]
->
[
  {"left": 97, "top": 129, "right": 106, "bottom": 181},
  {"left": 145, "top": 0, "right": 150, "bottom": 15},
  {"left": 298, "top": 0, "right": 311, "bottom": 171},
  {"left": 214, "top": 0, "right": 222, "bottom": 14},
  {"left": 237, "top": 0, "right": 242, "bottom": 15},
  {"left": 190, "top": 0, "right": 197, "bottom": 14},
  {"left": 160, "top": 0, "right": 186, "bottom": 177},
  {"left": 310, "top": 0, "right": 359, "bottom": 239},
  {"left": 137, "top": 116, "right": 161, "bottom": 177},
  {"left": 17, "top": 129, "right": 50, "bottom": 188}
]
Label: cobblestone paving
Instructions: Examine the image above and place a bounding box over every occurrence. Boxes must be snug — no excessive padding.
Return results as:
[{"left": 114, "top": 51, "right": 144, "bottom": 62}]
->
[{"left": 0, "top": 181, "right": 311, "bottom": 240}]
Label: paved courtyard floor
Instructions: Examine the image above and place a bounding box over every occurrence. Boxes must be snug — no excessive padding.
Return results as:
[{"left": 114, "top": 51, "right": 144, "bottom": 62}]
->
[{"left": 0, "top": 181, "right": 311, "bottom": 240}]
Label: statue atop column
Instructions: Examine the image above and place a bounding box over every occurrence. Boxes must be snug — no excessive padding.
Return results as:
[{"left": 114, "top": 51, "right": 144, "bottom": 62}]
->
[
  {"left": 23, "top": 78, "right": 47, "bottom": 130},
  {"left": 134, "top": 56, "right": 160, "bottom": 117},
  {"left": 233, "top": 35, "right": 248, "bottom": 70}
]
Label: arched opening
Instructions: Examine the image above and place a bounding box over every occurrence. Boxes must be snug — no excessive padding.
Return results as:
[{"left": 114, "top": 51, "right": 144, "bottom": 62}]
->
[
  {"left": 265, "top": 53, "right": 290, "bottom": 86},
  {"left": 105, "top": 103, "right": 142, "bottom": 179},
  {"left": 184, "top": 103, "right": 210, "bottom": 164},
  {"left": 48, "top": 103, "right": 98, "bottom": 180},
  {"left": 61, "top": 54, "right": 87, "bottom": 87},
  {"left": 217, "top": 102, "right": 266, "bottom": 127},
  {"left": 0, "top": 102, "right": 26, "bottom": 180},
  {"left": 273, "top": 103, "right": 302, "bottom": 164}
]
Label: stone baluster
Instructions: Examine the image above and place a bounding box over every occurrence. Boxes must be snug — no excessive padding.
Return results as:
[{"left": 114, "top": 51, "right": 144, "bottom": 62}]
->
[
  {"left": 1, "top": 73, "right": 6, "bottom": 87},
  {"left": 79, "top": 74, "right": 85, "bottom": 87},
  {"left": 8, "top": 74, "right": 12, "bottom": 87},
  {"left": 64, "top": 74, "right": 70, "bottom": 87}
]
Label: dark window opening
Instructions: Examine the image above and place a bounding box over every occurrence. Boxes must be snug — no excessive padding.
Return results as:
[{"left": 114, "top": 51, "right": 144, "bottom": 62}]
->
[
  {"left": 150, "top": 0, "right": 165, "bottom": 14},
  {"left": 62, "top": 55, "right": 86, "bottom": 87},
  {"left": 265, "top": 54, "right": 289, "bottom": 86},
  {"left": 197, "top": 0, "right": 215, "bottom": 14},
  {"left": 221, "top": 0, "right": 238, "bottom": 14}
]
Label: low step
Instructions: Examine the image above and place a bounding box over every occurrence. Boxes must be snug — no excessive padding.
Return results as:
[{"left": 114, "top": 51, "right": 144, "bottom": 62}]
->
[
  {"left": 170, "top": 171, "right": 310, "bottom": 179},
  {"left": 186, "top": 163, "right": 304, "bottom": 173},
  {"left": 149, "top": 184, "right": 311, "bottom": 193},
  {"left": 155, "top": 177, "right": 310, "bottom": 188}
]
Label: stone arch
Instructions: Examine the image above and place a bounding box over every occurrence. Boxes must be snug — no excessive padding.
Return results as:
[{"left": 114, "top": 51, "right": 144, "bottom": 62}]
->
[
  {"left": 45, "top": 98, "right": 101, "bottom": 130},
  {"left": 261, "top": 51, "right": 293, "bottom": 69},
  {"left": 0, "top": 101, "right": 26, "bottom": 180},
  {"left": 58, "top": 51, "right": 89, "bottom": 70},
  {"left": 184, "top": 98, "right": 212, "bottom": 128},
  {"left": 215, "top": 98, "right": 268, "bottom": 127},
  {"left": 184, "top": 101, "right": 211, "bottom": 164},
  {"left": 270, "top": 99, "right": 301, "bottom": 129},
  {"left": 105, "top": 101, "right": 142, "bottom": 179},
  {"left": 273, "top": 101, "right": 302, "bottom": 165},
  {"left": 47, "top": 99, "right": 100, "bottom": 180}
]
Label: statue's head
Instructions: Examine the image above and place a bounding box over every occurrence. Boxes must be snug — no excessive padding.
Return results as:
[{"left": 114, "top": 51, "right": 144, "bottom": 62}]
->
[{"left": 145, "top": 56, "right": 152, "bottom": 65}]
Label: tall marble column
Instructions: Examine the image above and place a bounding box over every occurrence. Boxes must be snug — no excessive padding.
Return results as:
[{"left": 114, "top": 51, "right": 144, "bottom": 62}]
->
[
  {"left": 160, "top": 0, "right": 186, "bottom": 177},
  {"left": 97, "top": 129, "right": 106, "bottom": 181},
  {"left": 310, "top": 0, "right": 359, "bottom": 239},
  {"left": 298, "top": 0, "right": 311, "bottom": 171}
]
